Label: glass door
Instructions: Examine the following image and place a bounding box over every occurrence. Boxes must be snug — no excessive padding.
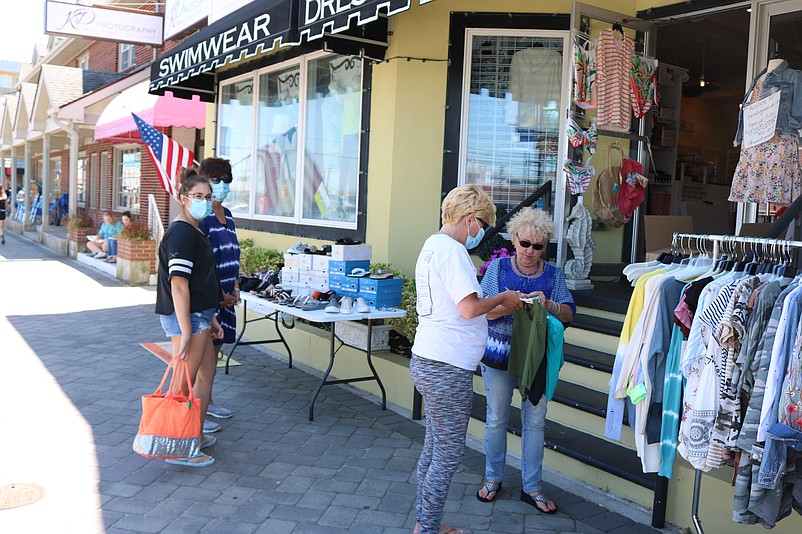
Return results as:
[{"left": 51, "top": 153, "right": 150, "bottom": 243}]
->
[
  {"left": 569, "top": 3, "right": 653, "bottom": 265},
  {"left": 738, "top": 0, "right": 802, "bottom": 234}
]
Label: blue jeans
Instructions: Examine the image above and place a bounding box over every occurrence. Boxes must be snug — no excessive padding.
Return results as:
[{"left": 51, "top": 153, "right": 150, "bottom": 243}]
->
[
  {"left": 481, "top": 363, "right": 547, "bottom": 493},
  {"left": 107, "top": 237, "right": 117, "bottom": 257},
  {"left": 758, "top": 422, "right": 802, "bottom": 489}
]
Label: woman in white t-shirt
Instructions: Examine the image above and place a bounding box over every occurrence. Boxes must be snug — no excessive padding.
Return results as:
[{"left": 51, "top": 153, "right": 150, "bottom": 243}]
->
[{"left": 411, "top": 184, "right": 523, "bottom": 534}]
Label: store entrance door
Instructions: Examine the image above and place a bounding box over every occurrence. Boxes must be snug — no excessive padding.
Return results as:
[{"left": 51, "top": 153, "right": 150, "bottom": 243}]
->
[{"left": 568, "top": 3, "right": 652, "bottom": 270}]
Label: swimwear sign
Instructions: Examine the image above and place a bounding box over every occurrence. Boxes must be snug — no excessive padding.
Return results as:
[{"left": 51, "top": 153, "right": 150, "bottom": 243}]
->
[
  {"left": 742, "top": 90, "right": 781, "bottom": 149},
  {"left": 156, "top": 13, "right": 273, "bottom": 78},
  {"left": 45, "top": 0, "right": 163, "bottom": 46}
]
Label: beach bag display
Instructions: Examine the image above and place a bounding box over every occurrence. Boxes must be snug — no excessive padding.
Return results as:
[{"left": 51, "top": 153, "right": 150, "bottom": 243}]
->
[
  {"left": 133, "top": 359, "right": 201, "bottom": 460},
  {"left": 616, "top": 158, "right": 648, "bottom": 218},
  {"left": 592, "top": 144, "right": 630, "bottom": 228}
]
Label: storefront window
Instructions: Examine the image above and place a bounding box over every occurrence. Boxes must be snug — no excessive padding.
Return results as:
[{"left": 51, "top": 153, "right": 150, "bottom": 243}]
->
[
  {"left": 303, "top": 55, "right": 361, "bottom": 224},
  {"left": 114, "top": 146, "right": 140, "bottom": 213},
  {"left": 219, "top": 80, "right": 254, "bottom": 215},
  {"left": 256, "top": 65, "right": 300, "bottom": 218},
  {"left": 75, "top": 157, "right": 85, "bottom": 206},
  {"left": 217, "top": 52, "right": 362, "bottom": 230},
  {"left": 460, "top": 34, "right": 564, "bottom": 213}
]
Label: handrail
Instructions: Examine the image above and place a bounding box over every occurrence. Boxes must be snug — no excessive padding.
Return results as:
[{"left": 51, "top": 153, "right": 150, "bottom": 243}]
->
[
  {"left": 469, "top": 180, "right": 553, "bottom": 251},
  {"left": 764, "top": 193, "right": 802, "bottom": 239},
  {"left": 147, "top": 194, "right": 165, "bottom": 268}
]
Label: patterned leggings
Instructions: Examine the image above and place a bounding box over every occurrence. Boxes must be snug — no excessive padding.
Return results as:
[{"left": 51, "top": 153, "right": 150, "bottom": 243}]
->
[{"left": 410, "top": 354, "right": 474, "bottom": 534}]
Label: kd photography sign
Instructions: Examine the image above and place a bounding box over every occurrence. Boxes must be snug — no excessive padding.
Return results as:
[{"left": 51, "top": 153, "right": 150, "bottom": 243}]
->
[{"left": 45, "top": 0, "right": 163, "bottom": 46}]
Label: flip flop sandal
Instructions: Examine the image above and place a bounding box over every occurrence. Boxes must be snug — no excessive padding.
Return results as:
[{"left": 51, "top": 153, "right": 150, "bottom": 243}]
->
[
  {"left": 165, "top": 453, "right": 215, "bottom": 467},
  {"left": 476, "top": 480, "right": 502, "bottom": 503},
  {"left": 200, "top": 434, "right": 217, "bottom": 450},
  {"left": 520, "top": 490, "right": 558, "bottom": 514},
  {"left": 300, "top": 299, "right": 326, "bottom": 311},
  {"left": 370, "top": 269, "right": 394, "bottom": 279}
]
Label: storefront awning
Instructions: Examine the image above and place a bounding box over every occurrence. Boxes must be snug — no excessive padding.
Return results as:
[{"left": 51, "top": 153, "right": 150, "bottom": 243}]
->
[
  {"left": 150, "top": 0, "right": 436, "bottom": 101},
  {"left": 149, "top": 0, "right": 295, "bottom": 102},
  {"left": 94, "top": 81, "right": 207, "bottom": 141}
]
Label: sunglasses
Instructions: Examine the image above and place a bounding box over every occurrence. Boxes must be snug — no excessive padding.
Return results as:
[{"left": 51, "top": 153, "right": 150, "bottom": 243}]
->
[
  {"left": 517, "top": 237, "right": 545, "bottom": 250},
  {"left": 211, "top": 176, "right": 233, "bottom": 184}
]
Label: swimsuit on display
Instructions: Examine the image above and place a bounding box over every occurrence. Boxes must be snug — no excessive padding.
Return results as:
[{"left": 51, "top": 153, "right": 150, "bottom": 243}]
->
[
  {"left": 729, "top": 80, "right": 802, "bottom": 204},
  {"left": 567, "top": 117, "right": 598, "bottom": 155},
  {"left": 564, "top": 158, "right": 595, "bottom": 195},
  {"left": 572, "top": 34, "right": 597, "bottom": 110},
  {"left": 630, "top": 55, "right": 659, "bottom": 119}
]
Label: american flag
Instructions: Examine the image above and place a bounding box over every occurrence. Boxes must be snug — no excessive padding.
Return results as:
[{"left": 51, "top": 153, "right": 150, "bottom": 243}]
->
[{"left": 133, "top": 113, "right": 193, "bottom": 200}]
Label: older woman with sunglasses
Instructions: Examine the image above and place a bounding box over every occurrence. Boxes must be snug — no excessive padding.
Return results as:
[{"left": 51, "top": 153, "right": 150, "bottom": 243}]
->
[
  {"left": 197, "top": 158, "right": 239, "bottom": 426},
  {"left": 476, "top": 206, "right": 574, "bottom": 514}
]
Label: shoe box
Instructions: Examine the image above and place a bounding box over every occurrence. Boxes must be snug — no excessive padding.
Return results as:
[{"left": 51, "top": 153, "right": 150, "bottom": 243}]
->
[
  {"left": 331, "top": 244, "right": 372, "bottom": 261},
  {"left": 358, "top": 277, "right": 403, "bottom": 308}
]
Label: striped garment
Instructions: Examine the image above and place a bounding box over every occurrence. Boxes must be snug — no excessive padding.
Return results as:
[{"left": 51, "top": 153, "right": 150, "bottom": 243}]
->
[
  {"left": 200, "top": 208, "right": 241, "bottom": 345},
  {"left": 596, "top": 28, "right": 634, "bottom": 132}
]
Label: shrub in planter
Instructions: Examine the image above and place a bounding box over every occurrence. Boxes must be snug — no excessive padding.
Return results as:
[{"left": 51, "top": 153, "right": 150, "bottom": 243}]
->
[
  {"left": 117, "top": 221, "right": 156, "bottom": 285},
  {"left": 118, "top": 221, "right": 151, "bottom": 240},
  {"left": 65, "top": 215, "right": 94, "bottom": 230},
  {"left": 240, "top": 241, "right": 283, "bottom": 275}
]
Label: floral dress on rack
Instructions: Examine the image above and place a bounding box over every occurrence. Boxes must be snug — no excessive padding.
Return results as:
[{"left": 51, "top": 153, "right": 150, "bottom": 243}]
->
[{"left": 729, "top": 80, "right": 802, "bottom": 204}]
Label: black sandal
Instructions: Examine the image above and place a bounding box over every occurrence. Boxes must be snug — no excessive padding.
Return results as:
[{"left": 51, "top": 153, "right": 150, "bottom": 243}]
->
[
  {"left": 476, "top": 480, "right": 502, "bottom": 503},
  {"left": 520, "top": 490, "right": 558, "bottom": 514}
]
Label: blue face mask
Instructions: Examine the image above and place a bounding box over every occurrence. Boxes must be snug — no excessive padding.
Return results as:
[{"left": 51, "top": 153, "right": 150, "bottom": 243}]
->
[
  {"left": 211, "top": 181, "right": 230, "bottom": 201},
  {"left": 465, "top": 224, "right": 485, "bottom": 250},
  {"left": 188, "top": 198, "right": 212, "bottom": 220}
]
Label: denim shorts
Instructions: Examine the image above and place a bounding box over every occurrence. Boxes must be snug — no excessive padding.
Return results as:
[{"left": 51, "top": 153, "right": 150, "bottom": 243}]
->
[{"left": 160, "top": 308, "right": 215, "bottom": 337}]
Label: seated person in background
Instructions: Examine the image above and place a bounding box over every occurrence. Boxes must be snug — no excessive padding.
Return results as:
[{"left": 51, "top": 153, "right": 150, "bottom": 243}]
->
[
  {"left": 86, "top": 211, "right": 123, "bottom": 259},
  {"left": 105, "top": 211, "right": 132, "bottom": 264}
]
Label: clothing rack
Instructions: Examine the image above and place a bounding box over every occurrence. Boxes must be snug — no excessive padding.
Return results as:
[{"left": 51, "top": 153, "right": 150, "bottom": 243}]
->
[
  {"left": 672, "top": 233, "right": 802, "bottom": 263},
  {"left": 670, "top": 232, "right": 802, "bottom": 534}
]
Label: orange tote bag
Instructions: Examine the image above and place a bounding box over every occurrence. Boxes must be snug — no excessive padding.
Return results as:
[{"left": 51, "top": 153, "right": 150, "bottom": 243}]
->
[{"left": 133, "top": 359, "right": 201, "bottom": 460}]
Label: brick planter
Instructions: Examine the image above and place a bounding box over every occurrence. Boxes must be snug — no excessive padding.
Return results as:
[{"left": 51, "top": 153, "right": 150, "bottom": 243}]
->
[
  {"left": 67, "top": 227, "right": 97, "bottom": 258},
  {"left": 117, "top": 238, "right": 157, "bottom": 285}
]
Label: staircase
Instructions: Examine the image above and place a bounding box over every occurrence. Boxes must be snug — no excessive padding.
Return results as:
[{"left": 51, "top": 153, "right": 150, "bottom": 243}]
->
[{"left": 469, "top": 281, "right": 665, "bottom": 518}]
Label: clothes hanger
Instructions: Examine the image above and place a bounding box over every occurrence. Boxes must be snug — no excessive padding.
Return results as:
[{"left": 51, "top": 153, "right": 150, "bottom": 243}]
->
[{"left": 612, "top": 21, "right": 624, "bottom": 35}]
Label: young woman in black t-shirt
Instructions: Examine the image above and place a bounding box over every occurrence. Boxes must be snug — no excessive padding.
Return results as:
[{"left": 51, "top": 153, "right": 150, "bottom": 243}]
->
[{"left": 155, "top": 171, "right": 223, "bottom": 467}]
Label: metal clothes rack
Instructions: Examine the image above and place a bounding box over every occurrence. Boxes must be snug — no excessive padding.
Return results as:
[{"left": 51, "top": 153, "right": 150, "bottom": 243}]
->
[{"left": 670, "top": 232, "right": 802, "bottom": 534}]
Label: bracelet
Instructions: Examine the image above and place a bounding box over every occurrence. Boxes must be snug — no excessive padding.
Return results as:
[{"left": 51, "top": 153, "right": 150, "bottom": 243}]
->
[{"left": 548, "top": 301, "right": 560, "bottom": 315}]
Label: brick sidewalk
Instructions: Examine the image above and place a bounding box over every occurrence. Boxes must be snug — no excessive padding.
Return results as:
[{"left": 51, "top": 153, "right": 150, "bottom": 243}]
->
[{"left": 0, "top": 232, "right": 666, "bottom": 533}]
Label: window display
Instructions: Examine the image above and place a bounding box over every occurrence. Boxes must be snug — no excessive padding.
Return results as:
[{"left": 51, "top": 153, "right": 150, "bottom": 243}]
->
[
  {"left": 460, "top": 34, "right": 563, "bottom": 213},
  {"left": 218, "top": 52, "right": 362, "bottom": 229}
]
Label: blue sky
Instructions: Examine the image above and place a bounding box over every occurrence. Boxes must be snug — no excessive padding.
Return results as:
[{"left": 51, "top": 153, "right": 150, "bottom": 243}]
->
[{"left": 1, "top": 1, "right": 48, "bottom": 64}]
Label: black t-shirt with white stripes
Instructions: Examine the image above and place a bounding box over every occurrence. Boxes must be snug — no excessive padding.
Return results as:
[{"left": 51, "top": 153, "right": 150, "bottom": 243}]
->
[{"left": 155, "top": 220, "right": 221, "bottom": 316}]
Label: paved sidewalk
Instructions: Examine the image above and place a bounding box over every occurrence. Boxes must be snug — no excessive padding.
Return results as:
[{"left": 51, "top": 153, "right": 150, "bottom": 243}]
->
[{"left": 0, "top": 233, "right": 668, "bottom": 534}]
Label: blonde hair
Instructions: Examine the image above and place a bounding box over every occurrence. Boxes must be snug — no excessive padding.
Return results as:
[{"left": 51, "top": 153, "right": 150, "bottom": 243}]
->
[
  {"left": 441, "top": 184, "right": 496, "bottom": 226},
  {"left": 507, "top": 207, "right": 554, "bottom": 243}
]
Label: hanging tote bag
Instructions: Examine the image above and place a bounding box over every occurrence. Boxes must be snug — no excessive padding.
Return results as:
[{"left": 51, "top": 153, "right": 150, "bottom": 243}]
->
[
  {"left": 616, "top": 158, "right": 648, "bottom": 218},
  {"left": 592, "top": 144, "right": 630, "bottom": 228},
  {"left": 133, "top": 359, "right": 201, "bottom": 460}
]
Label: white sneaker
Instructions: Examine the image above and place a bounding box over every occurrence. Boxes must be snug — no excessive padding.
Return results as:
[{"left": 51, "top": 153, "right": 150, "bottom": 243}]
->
[
  {"left": 94, "top": 252, "right": 108, "bottom": 259},
  {"left": 355, "top": 297, "right": 370, "bottom": 313},
  {"left": 339, "top": 296, "right": 353, "bottom": 314},
  {"left": 325, "top": 297, "right": 340, "bottom": 313},
  {"left": 207, "top": 402, "right": 232, "bottom": 419}
]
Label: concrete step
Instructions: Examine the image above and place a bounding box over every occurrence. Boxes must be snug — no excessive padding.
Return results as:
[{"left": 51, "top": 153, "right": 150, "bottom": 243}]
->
[{"left": 76, "top": 252, "right": 117, "bottom": 278}]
